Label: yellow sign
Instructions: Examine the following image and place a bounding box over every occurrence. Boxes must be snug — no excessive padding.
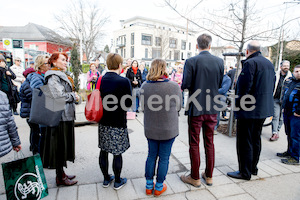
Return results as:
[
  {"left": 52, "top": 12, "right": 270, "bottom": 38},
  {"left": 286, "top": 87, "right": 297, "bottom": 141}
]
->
[{"left": 4, "top": 40, "right": 10, "bottom": 46}]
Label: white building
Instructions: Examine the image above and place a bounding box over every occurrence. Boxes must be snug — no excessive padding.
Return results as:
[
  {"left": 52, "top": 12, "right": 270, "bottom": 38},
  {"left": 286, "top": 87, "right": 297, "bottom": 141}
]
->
[{"left": 112, "top": 16, "right": 198, "bottom": 66}]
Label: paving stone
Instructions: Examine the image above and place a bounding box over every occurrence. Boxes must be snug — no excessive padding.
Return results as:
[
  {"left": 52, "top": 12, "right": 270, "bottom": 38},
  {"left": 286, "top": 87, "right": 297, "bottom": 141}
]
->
[
  {"left": 131, "top": 177, "right": 150, "bottom": 199},
  {"left": 213, "top": 168, "right": 223, "bottom": 176},
  {"left": 217, "top": 166, "right": 234, "bottom": 175},
  {"left": 186, "top": 189, "right": 216, "bottom": 200},
  {"left": 78, "top": 184, "right": 97, "bottom": 200},
  {"left": 44, "top": 188, "right": 58, "bottom": 200},
  {"left": 262, "top": 160, "right": 293, "bottom": 174},
  {"left": 165, "top": 174, "right": 189, "bottom": 193},
  {"left": 116, "top": 179, "right": 139, "bottom": 200},
  {"left": 0, "top": 194, "right": 6, "bottom": 200},
  {"left": 219, "top": 193, "right": 255, "bottom": 200},
  {"left": 205, "top": 174, "right": 234, "bottom": 187},
  {"left": 255, "top": 168, "right": 271, "bottom": 179},
  {"left": 97, "top": 183, "right": 118, "bottom": 200},
  {"left": 140, "top": 193, "right": 187, "bottom": 200},
  {"left": 57, "top": 185, "right": 78, "bottom": 200},
  {"left": 178, "top": 157, "right": 190, "bottom": 165},
  {"left": 257, "top": 162, "right": 282, "bottom": 176},
  {"left": 273, "top": 159, "right": 300, "bottom": 173},
  {"left": 172, "top": 151, "right": 189, "bottom": 159},
  {"left": 207, "top": 183, "right": 245, "bottom": 199}
]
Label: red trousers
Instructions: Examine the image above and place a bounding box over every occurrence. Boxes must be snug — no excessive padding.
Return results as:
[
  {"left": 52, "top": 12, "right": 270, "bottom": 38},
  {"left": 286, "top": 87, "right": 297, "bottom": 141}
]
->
[{"left": 188, "top": 114, "right": 217, "bottom": 179}]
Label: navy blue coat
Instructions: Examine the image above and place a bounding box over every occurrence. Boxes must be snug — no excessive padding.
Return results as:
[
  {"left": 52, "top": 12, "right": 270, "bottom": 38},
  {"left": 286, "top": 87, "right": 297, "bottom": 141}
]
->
[
  {"left": 181, "top": 51, "right": 224, "bottom": 116},
  {"left": 235, "top": 51, "right": 275, "bottom": 119},
  {"left": 19, "top": 73, "right": 45, "bottom": 118},
  {"left": 19, "top": 73, "right": 34, "bottom": 118}
]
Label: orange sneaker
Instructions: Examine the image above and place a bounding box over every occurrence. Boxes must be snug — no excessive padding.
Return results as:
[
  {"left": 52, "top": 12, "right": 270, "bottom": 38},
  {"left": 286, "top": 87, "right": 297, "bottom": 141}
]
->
[
  {"left": 154, "top": 183, "right": 167, "bottom": 197},
  {"left": 146, "top": 184, "right": 154, "bottom": 196}
]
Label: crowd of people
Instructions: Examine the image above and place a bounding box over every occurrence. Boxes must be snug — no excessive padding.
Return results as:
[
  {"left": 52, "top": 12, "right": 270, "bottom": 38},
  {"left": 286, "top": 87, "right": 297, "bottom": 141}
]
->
[{"left": 0, "top": 33, "right": 299, "bottom": 197}]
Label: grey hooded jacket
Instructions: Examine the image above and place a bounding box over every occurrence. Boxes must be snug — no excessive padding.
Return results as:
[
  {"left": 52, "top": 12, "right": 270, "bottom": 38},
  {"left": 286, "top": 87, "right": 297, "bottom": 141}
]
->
[
  {"left": 44, "top": 70, "right": 76, "bottom": 121},
  {"left": 0, "top": 91, "right": 21, "bottom": 157}
]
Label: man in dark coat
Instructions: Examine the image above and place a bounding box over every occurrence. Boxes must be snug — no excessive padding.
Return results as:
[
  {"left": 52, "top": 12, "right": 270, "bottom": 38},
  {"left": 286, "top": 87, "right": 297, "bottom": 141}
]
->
[
  {"left": 227, "top": 41, "right": 275, "bottom": 180},
  {"left": 180, "top": 33, "right": 224, "bottom": 187}
]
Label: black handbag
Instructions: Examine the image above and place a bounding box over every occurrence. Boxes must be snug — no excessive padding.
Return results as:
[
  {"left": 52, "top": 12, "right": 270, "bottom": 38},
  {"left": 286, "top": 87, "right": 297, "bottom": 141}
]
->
[{"left": 29, "top": 87, "right": 64, "bottom": 127}]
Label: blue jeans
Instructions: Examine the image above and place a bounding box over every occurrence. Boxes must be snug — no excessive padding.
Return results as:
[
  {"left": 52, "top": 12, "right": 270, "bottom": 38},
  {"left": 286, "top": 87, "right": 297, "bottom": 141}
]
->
[
  {"left": 145, "top": 138, "right": 175, "bottom": 183},
  {"left": 271, "top": 99, "right": 283, "bottom": 134},
  {"left": 284, "top": 114, "right": 300, "bottom": 161}
]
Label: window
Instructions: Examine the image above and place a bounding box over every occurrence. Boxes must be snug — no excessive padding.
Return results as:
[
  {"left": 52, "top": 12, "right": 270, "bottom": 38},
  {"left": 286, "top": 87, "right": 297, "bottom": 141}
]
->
[
  {"left": 169, "top": 51, "right": 172, "bottom": 60},
  {"left": 131, "top": 46, "right": 134, "bottom": 58},
  {"left": 59, "top": 48, "right": 63, "bottom": 52},
  {"left": 141, "top": 34, "right": 152, "bottom": 45},
  {"left": 181, "top": 52, "right": 184, "bottom": 60},
  {"left": 124, "top": 49, "right": 126, "bottom": 58},
  {"left": 152, "top": 48, "right": 162, "bottom": 58},
  {"left": 181, "top": 40, "right": 186, "bottom": 50},
  {"left": 155, "top": 37, "right": 161, "bottom": 46},
  {"left": 189, "top": 42, "right": 191, "bottom": 50},
  {"left": 187, "top": 52, "right": 192, "bottom": 58},
  {"left": 174, "top": 51, "right": 180, "bottom": 60},
  {"left": 145, "top": 48, "right": 148, "bottom": 58},
  {"left": 121, "top": 49, "right": 123, "bottom": 57},
  {"left": 131, "top": 33, "right": 134, "bottom": 45},
  {"left": 169, "top": 38, "right": 177, "bottom": 48}
]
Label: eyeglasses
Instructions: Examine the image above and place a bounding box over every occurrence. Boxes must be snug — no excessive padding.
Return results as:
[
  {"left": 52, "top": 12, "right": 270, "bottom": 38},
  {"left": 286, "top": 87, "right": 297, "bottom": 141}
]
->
[
  {"left": 15, "top": 60, "right": 21, "bottom": 62},
  {"left": 44, "top": 63, "right": 49, "bottom": 65}
]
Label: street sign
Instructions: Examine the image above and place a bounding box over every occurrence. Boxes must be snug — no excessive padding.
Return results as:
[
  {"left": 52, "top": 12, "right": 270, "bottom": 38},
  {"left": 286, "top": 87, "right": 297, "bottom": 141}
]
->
[
  {"left": 12, "top": 39, "right": 24, "bottom": 49},
  {"left": 3, "top": 38, "right": 12, "bottom": 50}
]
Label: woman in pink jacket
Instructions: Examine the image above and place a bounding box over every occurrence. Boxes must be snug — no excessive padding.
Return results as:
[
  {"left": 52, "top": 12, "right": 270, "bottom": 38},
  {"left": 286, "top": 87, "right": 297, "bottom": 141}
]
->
[{"left": 86, "top": 63, "right": 100, "bottom": 91}]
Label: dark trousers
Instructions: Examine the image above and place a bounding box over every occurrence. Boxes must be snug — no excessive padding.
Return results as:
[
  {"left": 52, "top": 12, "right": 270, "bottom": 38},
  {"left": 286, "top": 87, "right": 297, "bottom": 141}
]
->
[
  {"left": 26, "top": 119, "right": 41, "bottom": 154},
  {"left": 188, "top": 114, "right": 217, "bottom": 179},
  {"left": 236, "top": 118, "right": 265, "bottom": 179},
  {"left": 284, "top": 114, "right": 300, "bottom": 161}
]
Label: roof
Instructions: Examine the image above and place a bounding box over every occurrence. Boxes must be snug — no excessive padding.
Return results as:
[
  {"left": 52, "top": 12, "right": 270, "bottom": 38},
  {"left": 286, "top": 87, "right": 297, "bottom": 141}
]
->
[
  {"left": 122, "top": 16, "right": 198, "bottom": 34},
  {"left": 0, "top": 23, "right": 72, "bottom": 46}
]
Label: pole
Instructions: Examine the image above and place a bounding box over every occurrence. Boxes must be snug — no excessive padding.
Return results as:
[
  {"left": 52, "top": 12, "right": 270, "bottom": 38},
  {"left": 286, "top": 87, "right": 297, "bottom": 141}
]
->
[
  {"left": 186, "top": 18, "right": 189, "bottom": 59},
  {"left": 278, "top": 29, "right": 284, "bottom": 69}
]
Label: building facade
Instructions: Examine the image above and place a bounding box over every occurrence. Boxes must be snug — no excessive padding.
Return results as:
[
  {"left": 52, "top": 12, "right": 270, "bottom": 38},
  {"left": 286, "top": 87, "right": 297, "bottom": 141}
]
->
[{"left": 112, "top": 16, "right": 198, "bottom": 66}]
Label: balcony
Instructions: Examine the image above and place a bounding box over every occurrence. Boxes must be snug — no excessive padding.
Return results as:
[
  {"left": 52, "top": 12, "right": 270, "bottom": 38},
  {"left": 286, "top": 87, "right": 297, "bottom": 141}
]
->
[{"left": 116, "top": 43, "right": 126, "bottom": 48}]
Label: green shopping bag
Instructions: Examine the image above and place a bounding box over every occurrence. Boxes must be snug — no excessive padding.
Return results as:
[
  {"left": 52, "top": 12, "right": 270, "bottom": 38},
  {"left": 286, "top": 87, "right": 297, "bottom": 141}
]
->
[{"left": 1, "top": 153, "right": 48, "bottom": 200}]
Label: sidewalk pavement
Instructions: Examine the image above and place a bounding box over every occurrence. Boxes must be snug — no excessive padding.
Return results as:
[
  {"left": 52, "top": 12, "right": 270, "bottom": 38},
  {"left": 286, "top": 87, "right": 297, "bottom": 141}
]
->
[{"left": 1, "top": 103, "right": 300, "bottom": 200}]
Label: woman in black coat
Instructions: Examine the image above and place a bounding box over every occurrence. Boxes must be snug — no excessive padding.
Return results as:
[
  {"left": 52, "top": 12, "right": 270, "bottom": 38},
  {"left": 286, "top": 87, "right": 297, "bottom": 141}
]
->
[{"left": 0, "top": 55, "right": 17, "bottom": 112}]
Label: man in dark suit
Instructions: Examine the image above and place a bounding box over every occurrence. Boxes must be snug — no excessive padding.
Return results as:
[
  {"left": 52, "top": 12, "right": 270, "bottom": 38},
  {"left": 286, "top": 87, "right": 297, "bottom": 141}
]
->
[
  {"left": 227, "top": 41, "right": 275, "bottom": 180},
  {"left": 180, "top": 34, "right": 224, "bottom": 187}
]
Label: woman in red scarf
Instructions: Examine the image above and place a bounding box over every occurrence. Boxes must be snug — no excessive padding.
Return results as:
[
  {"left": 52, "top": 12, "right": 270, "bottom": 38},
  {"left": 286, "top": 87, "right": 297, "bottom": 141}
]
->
[{"left": 126, "top": 60, "right": 142, "bottom": 112}]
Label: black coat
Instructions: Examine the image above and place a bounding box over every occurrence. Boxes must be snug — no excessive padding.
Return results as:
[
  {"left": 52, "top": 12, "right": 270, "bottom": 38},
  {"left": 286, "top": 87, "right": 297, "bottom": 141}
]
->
[
  {"left": 235, "top": 51, "right": 275, "bottom": 119},
  {"left": 0, "top": 67, "right": 16, "bottom": 106},
  {"left": 19, "top": 73, "right": 34, "bottom": 118},
  {"left": 181, "top": 51, "right": 224, "bottom": 116},
  {"left": 126, "top": 67, "right": 142, "bottom": 88}
]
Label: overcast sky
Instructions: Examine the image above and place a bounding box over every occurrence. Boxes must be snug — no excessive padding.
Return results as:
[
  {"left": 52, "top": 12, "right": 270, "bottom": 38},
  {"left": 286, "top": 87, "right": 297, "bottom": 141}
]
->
[{"left": 1, "top": 0, "right": 299, "bottom": 49}]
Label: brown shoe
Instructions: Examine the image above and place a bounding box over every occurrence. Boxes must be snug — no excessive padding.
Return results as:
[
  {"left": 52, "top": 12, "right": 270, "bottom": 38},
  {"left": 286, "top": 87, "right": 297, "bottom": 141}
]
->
[
  {"left": 62, "top": 172, "right": 76, "bottom": 180},
  {"left": 180, "top": 174, "right": 201, "bottom": 188},
  {"left": 56, "top": 176, "right": 78, "bottom": 186},
  {"left": 201, "top": 172, "right": 213, "bottom": 186}
]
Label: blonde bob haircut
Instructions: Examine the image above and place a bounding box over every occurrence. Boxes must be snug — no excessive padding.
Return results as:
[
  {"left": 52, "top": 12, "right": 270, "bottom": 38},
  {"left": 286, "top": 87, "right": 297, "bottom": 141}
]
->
[
  {"left": 34, "top": 55, "right": 47, "bottom": 71},
  {"left": 147, "top": 59, "right": 168, "bottom": 81},
  {"left": 106, "top": 53, "right": 123, "bottom": 70}
]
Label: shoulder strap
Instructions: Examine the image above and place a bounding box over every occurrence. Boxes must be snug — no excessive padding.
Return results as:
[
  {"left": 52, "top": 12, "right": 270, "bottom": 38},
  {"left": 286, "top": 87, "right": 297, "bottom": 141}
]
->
[{"left": 95, "top": 76, "right": 102, "bottom": 90}]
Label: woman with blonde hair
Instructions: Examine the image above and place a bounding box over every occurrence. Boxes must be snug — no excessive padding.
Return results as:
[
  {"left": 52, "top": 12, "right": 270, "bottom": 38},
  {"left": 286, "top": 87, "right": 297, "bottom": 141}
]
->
[
  {"left": 141, "top": 59, "right": 182, "bottom": 197},
  {"left": 98, "top": 53, "right": 132, "bottom": 190}
]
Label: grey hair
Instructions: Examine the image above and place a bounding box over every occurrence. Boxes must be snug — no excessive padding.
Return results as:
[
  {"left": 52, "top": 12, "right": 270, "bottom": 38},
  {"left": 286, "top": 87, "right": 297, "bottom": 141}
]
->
[
  {"left": 247, "top": 42, "right": 260, "bottom": 52},
  {"left": 197, "top": 34, "right": 212, "bottom": 50},
  {"left": 280, "top": 60, "right": 290, "bottom": 66}
]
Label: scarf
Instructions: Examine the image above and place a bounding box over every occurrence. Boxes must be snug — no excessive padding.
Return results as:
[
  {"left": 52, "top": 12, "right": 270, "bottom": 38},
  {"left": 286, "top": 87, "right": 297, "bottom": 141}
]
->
[
  {"left": 37, "top": 71, "right": 45, "bottom": 77},
  {"left": 50, "top": 67, "right": 75, "bottom": 91},
  {"left": 132, "top": 66, "right": 138, "bottom": 75}
]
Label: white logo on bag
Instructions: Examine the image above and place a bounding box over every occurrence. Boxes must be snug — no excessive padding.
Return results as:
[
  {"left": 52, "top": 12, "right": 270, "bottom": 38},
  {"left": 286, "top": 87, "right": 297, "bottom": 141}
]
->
[{"left": 14, "top": 166, "right": 44, "bottom": 200}]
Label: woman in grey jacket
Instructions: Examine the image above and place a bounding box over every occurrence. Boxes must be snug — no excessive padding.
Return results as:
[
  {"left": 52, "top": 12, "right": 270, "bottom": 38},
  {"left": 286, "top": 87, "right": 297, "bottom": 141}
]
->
[
  {"left": 41, "top": 52, "right": 79, "bottom": 187},
  {"left": 0, "top": 91, "right": 21, "bottom": 157},
  {"left": 141, "top": 59, "right": 182, "bottom": 197}
]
